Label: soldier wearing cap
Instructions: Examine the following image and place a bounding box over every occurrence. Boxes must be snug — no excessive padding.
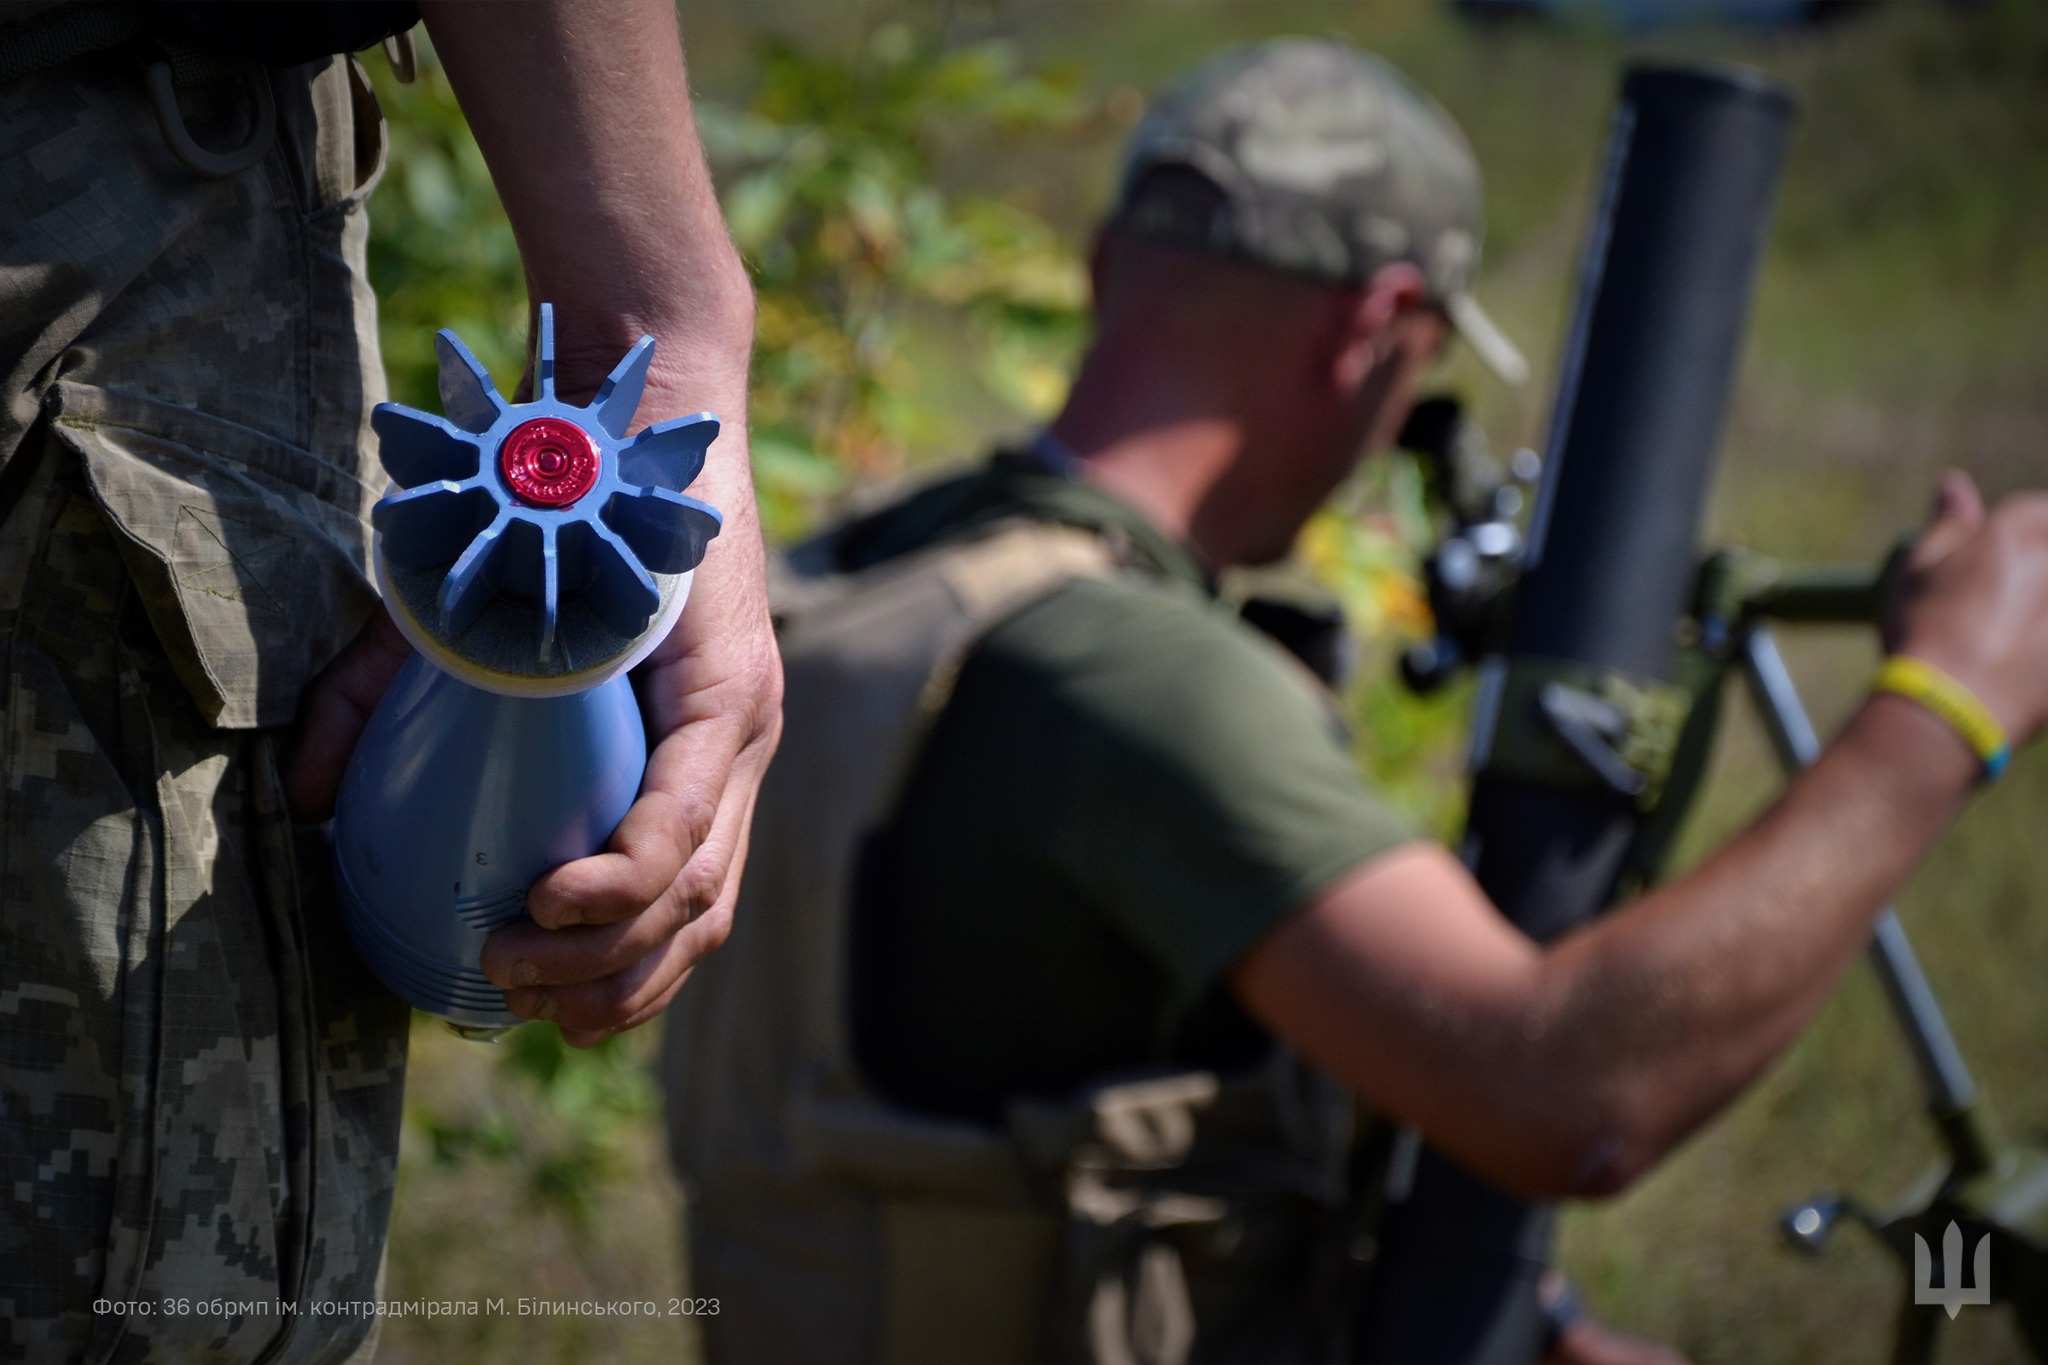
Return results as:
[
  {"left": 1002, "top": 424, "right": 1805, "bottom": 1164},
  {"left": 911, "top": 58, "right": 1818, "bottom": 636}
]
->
[{"left": 663, "top": 37, "right": 2048, "bottom": 1365}]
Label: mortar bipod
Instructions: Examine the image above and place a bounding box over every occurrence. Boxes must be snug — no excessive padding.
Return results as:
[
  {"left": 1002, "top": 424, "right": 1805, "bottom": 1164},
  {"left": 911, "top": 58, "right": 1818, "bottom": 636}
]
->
[{"left": 1732, "top": 598, "right": 2047, "bottom": 1363}]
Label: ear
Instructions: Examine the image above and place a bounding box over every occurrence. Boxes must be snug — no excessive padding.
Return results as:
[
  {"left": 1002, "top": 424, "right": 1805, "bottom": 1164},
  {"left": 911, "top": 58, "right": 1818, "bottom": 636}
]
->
[{"left": 1331, "top": 261, "right": 1431, "bottom": 391}]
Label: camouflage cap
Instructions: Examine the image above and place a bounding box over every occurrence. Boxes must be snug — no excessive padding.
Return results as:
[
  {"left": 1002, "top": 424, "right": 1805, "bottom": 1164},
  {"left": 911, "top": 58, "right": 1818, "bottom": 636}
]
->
[{"left": 1112, "top": 37, "right": 1529, "bottom": 385}]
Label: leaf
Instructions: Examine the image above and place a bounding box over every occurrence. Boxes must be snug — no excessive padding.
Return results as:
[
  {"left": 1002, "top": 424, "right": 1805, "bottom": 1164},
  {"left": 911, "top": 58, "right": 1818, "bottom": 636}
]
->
[
  {"left": 753, "top": 433, "right": 854, "bottom": 497},
  {"left": 725, "top": 170, "right": 794, "bottom": 254},
  {"left": 402, "top": 150, "right": 460, "bottom": 227},
  {"left": 693, "top": 101, "right": 796, "bottom": 164}
]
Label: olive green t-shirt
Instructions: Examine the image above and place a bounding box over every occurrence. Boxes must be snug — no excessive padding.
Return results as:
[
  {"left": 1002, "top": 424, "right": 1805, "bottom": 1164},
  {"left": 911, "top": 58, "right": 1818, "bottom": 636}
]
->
[{"left": 843, "top": 454, "right": 1416, "bottom": 1123}]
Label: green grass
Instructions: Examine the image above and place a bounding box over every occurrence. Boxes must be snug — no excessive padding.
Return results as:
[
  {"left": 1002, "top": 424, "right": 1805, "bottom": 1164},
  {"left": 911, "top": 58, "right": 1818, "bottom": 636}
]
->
[{"left": 376, "top": 4, "right": 2048, "bottom": 1361}]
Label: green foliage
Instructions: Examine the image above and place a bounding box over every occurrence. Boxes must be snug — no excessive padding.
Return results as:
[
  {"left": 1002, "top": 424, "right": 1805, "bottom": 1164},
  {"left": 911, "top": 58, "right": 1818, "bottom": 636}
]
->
[
  {"left": 698, "top": 22, "right": 1096, "bottom": 539},
  {"left": 405, "top": 1018, "right": 660, "bottom": 1231},
  {"left": 367, "top": 26, "right": 1099, "bottom": 547},
  {"left": 1300, "top": 453, "right": 1473, "bottom": 836}
]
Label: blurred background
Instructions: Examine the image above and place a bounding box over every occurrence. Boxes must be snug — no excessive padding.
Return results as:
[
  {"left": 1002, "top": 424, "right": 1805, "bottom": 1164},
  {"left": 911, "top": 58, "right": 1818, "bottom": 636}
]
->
[{"left": 361, "top": 2, "right": 2048, "bottom": 1361}]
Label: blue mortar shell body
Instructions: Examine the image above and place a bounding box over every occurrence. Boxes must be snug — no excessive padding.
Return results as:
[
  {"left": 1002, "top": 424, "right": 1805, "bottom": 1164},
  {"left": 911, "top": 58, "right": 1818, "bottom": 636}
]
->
[
  {"left": 334, "top": 632, "right": 648, "bottom": 1027},
  {"left": 336, "top": 307, "right": 716, "bottom": 1031}
]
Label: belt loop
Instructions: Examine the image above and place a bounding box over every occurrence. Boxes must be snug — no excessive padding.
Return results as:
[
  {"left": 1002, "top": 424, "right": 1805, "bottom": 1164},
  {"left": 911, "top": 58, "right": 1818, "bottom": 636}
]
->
[{"left": 143, "top": 49, "right": 277, "bottom": 179}]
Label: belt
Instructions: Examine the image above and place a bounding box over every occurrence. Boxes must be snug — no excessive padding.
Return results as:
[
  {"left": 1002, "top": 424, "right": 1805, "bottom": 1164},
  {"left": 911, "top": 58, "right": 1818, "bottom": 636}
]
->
[{"left": 0, "top": 1, "right": 273, "bottom": 177}]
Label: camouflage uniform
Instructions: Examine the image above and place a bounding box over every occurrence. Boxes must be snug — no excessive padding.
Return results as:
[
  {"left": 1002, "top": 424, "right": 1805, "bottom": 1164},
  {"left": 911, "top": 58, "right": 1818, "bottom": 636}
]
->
[{"left": 0, "top": 48, "right": 407, "bottom": 1365}]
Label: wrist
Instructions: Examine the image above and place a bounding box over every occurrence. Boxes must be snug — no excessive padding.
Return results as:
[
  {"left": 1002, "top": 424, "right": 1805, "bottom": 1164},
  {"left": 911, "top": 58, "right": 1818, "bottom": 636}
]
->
[
  {"left": 540, "top": 253, "right": 752, "bottom": 351},
  {"left": 1846, "top": 689, "right": 1984, "bottom": 813},
  {"left": 1873, "top": 654, "right": 2012, "bottom": 781},
  {"left": 540, "top": 302, "right": 754, "bottom": 445},
  {"left": 527, "top": 225, "right": 754, "bottom": 393}
]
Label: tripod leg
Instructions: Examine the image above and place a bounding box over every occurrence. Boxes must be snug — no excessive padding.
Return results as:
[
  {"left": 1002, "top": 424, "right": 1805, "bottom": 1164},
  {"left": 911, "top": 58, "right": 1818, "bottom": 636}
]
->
[{"left": 1740, "top": 627, "right": 1980, "bottom": 1116}]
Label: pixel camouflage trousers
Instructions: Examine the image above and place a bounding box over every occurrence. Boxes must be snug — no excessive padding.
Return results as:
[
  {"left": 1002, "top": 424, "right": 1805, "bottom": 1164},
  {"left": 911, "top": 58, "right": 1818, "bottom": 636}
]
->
[{"left": 1, "top": 50, "right": 408, "bottom": 1365}]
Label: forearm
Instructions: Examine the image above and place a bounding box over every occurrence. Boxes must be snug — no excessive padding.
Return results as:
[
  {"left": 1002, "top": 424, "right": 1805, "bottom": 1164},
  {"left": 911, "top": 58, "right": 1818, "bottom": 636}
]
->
[
  {"left": 419, "top": 0, "right": 753, "bottom": 428},
  {"left": 1525, "top": 691, "right": 1978, "bottom": 1188},
  {"left": 421, "top": 0, "right": 765, "bottom": 705},
  {"left": 405, "top": 1, "right": 775, "bottom": 1043},
  {"left": 1235, "top": 694, "right": 1980, "bottom": 1200},
  {"left": 1239, "top": 480, "right": 2046, "bottom": 1196}
]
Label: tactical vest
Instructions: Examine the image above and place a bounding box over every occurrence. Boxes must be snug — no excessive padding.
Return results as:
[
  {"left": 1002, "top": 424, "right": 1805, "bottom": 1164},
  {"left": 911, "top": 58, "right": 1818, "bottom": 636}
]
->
[{"left": 664, "top": 515, "right": 1371, "bottom": 1365}]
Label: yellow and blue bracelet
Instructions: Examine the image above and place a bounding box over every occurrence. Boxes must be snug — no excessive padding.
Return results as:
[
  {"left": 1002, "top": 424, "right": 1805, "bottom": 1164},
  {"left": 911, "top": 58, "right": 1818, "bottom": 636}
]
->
[{"left": 1872, "top": 655, "right": 2011, "bottom": 781}]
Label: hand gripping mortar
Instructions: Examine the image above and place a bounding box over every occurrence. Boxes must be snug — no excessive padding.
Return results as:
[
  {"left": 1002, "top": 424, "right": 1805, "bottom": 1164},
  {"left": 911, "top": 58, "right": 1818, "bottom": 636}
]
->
[{"left": 333, "top": 305, "right": 722, "bottom": 1033}]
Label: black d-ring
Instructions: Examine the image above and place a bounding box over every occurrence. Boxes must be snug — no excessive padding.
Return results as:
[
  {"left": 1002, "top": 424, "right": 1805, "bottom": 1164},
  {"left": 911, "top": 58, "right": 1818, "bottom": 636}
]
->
[
  {"left": 382, "top": 31, "right": 417, "bottom": 84},
  {"left": 145, "top": 60, "right": 277, "bottom": 179}
]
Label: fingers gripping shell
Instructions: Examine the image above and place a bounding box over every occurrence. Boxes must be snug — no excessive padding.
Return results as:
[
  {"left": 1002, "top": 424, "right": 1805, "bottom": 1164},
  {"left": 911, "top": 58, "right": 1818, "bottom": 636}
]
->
[{"left": 369, "top": 304, "right": 723, "bottom": 696}]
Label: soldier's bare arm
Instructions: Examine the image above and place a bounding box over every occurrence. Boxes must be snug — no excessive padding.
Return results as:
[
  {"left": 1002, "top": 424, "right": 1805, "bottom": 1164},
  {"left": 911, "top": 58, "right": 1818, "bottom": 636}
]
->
[
  {"left": 289, "top": 0, "right": 777, "bottom": 1047},
  {"left": 423, "top": 0, "right": 777, "bottom": 1046},
  {"left": 1232, "top": 475, "right": 2048, "bottom": 1199}
]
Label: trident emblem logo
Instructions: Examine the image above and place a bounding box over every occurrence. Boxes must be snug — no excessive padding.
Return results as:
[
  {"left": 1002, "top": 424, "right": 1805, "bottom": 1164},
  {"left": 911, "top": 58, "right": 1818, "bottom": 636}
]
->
[{"left": 1913, "top": 1220, "right": 1991, "bottom": 1319}]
